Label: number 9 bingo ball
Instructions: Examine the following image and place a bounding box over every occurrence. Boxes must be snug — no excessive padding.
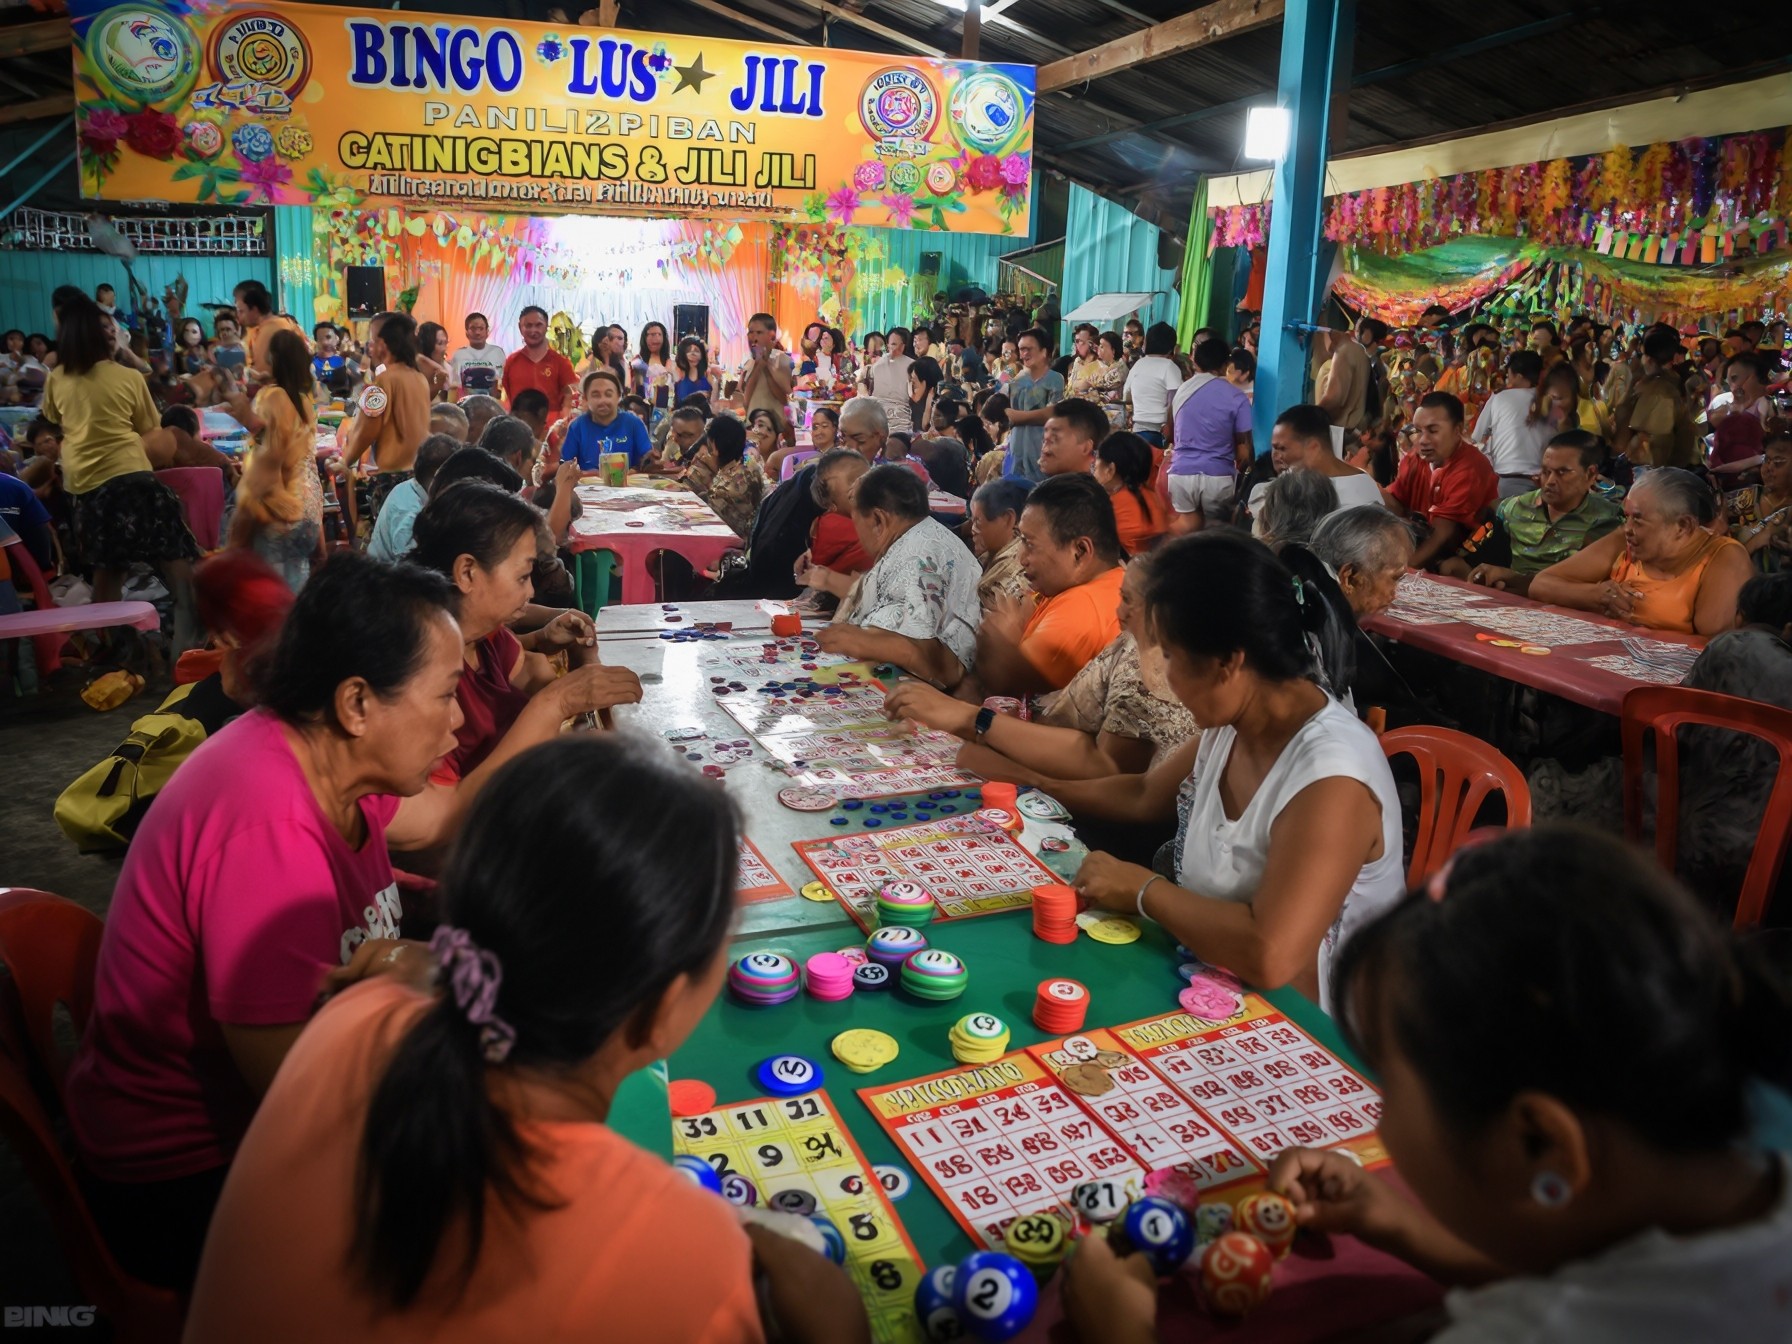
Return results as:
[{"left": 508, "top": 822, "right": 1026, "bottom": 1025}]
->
[
  {"left": 1234, "top": 1190, "right": 1298, "bottom": 1258},
  {"left": 952, "top": 1250, "right": 1038, "bottom": 1341},
  {"left": 1122, "top": 1195, "right": 1196, "bottom": 1274},
  {"left": 1200, "top": 1231, "right": 1276, "bottom": 1316}
]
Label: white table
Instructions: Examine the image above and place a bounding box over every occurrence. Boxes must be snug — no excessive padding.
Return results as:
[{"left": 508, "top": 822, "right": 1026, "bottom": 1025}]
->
[{"left": 597, "top": 597, "right": 824, "bottom": 642}]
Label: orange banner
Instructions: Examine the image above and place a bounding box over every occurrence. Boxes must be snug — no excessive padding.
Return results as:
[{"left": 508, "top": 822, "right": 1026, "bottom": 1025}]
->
[{"left": 71, "top": 0, "right": 1035, "bottom": 235}]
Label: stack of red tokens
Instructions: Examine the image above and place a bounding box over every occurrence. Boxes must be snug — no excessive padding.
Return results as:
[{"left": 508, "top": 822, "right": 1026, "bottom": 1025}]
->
[
  {"left": 1034, "top": 977, "right": 1091, "bottom": 1033},
  {"left": 804, "top": 952, "right": 856, "bottom": 1002},
  {"left": 1031, "top": 883, "right": 1079, "bottom": 944}
]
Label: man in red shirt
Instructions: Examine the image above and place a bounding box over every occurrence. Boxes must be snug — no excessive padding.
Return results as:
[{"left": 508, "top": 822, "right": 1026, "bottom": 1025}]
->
[
  {"left": 1388, "top": 391, "right": 1499, "bottom": 570},
  {"left": 501, "top": 305, "right": 578, "bottom": 417}
]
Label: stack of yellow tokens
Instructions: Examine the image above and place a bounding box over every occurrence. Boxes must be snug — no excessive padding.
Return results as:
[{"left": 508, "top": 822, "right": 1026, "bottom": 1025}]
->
[
  {"left": 1004, "top": 1212, "right": 1069, "bottom": 1281},
  {"left": 948, "top": 1012, "right": 1011, "bottom": 1064},
  {"left": 1077, "top": 912, "right": 1142, "bottom": 945},
  {"left": 831, "top": 1028, "right": 900, "bottom": 1074}
]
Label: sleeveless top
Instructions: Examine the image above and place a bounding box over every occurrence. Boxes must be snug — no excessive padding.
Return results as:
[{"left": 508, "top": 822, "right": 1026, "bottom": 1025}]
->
[
  {"left": 1174, "top": 697, "right": 1403, "bottom": 1014},
  {"left": 1609, "top": 532, "right": 1745, "bottom": 634}
]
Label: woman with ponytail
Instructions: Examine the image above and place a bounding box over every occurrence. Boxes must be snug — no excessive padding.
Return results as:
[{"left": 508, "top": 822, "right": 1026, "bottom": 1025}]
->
[
  {"left": 1067, "top": 826, "right": 1792, "bottom": 1343},
  {"left": 186, "top": 734, "right": 869, "bottom": 1343},
  {"left": 1067, "top": 530, "right": 1400, "bottom": 1012}
]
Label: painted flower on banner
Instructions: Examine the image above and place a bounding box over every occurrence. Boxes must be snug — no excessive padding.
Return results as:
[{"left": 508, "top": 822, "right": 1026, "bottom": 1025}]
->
[
  {"left": 536, "top": 34, "right": 565, "bottom": 63},
  {"left": 880, "top": 193, "right": 916, "bottom": 227},
  {"left": 275, "top": 124, "right": 312, "bottom": 159},
  {"left": 185, "top": 121, "right": 222, "bottom": 159},
  {"left": 240, "top": 156, "right": 293, "bottom": 201},
  {"left": 124, "top": 109, "right": 181, "bottom": 161},
  {"left": 232, "top": 123, "right": 275, "bottom": 163},
  {"left": 1000, "top": 152, "right": 1030, "bottom": 187},
  {"left": 852, "top": 160, "right": 886, "bottom": 193},
  {"left": 80, "top": 109, "right": 128, "bottom": 159},
  {"left": 965, "top": 154, "right": 1001, "bottom": 192},
  {"left": 825, "top": 186, "right": 860, "bottom": 225}
]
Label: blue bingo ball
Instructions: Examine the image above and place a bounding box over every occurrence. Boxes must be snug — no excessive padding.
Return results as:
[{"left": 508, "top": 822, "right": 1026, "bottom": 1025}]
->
[
  {"left": 810, "top": 1214, "right": 847, "bottom": 1265},
  {"left": 952, "top": 1250, "right": 1036, "bottom": 1340},
  {"left": 671, "top": 1153, "right": 723, "bottom": 1194},
  {"left": 1123, "top": 1195, "right": 1196, "bottom": 1274},
  {"left": 914, "top": 1264, "right": 964, "bottom": 1342}
]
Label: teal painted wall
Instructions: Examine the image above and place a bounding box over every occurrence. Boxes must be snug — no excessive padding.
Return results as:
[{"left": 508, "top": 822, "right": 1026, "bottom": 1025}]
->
[
  {"left": 272, "top": 205, "right": 318, "bottom": 330},
  {"left": 849, "top": 225, "right": 1039, "bottom": 336},
  {"left": 0, "top": 250, "right": 274, "bottom": 334},
  {"left": 1058, "top": 182, "right": 1178, "bottom": 345}
]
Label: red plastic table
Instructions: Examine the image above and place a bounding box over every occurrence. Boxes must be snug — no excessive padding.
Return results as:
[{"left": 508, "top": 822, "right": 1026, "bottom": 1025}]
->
[
  {"left": 567, "top": 483, "right": 742, "bottom": 604},
  {"left": 1363, "top": 572, "right": 1705, "bottom": 716}
]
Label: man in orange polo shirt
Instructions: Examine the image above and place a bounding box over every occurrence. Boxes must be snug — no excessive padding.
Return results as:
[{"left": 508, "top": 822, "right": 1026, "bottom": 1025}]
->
[
  {"left": 974, "top": 473, "right": 1125, "bottom": 696},
  {"left": 235, "top": 280, "right": 303, "bottom": 384},
  {"left": 1388, "top": 390, "right": 1499, "bottom": 571},
  {"left": 502, "top": 306, "right": 578, "bottom": 417}
]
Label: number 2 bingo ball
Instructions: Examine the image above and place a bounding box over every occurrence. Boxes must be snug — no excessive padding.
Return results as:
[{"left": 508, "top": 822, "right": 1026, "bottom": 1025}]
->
[
  {"left": 1123, "top": 1195, "right": 1196, "bottom": 1274},
  {"left": 952, "top": 1250, "right": 1038, "bottom": 1341},
  {"left": 1201, "top": 1231, "right": 1276, "bottom": 1316},
  {"left": 914, "top": 1264, "right": 963, "bottom": 1342},
  {"left": 1235, "top": 1190, "right": 1298, "bottom": 1258}
]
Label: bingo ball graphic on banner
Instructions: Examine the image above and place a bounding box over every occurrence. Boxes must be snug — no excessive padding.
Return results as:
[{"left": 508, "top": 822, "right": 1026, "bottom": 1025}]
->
[
  {"left": 87, "top": 6, "right": 200, "bottom": 107},
  {"left": 209, "top": 11, "right": 313, "bottom": 99},
  {"left": 859, "top": 67, "right": 940, "bottom": 145},
  {"left": 949, "top": 71, "right": 1025, "bottom": 155}
]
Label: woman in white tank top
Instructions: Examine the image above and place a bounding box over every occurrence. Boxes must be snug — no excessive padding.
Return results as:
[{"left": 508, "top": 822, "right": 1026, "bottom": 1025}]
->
[{"left": 1070, "top": 530, "right": 1404, "bottom": 1012}]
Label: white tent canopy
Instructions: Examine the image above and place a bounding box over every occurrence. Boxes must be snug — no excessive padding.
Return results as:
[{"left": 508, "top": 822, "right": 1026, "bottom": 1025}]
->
[{"left": 1061, "top": 292, "right": 1162, "bottom": 324}]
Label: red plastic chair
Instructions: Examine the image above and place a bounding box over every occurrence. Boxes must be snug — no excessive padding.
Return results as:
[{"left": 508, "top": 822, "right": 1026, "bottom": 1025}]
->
[
  {"left": 0, "top": 889, "right": 184, "bottom": 1341},
  {"left": 1381, "top": 727, "right": 1533, "bottom": 886},
  {"left": 5, "top": 537, "right": 66, "bottom": 675},
  {"left": 1620, "top": 686, "right": 1792, "bottom": 928}
]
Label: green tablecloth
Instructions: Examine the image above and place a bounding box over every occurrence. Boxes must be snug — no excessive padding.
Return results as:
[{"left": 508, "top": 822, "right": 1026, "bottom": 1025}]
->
[{"left": 670, "top": 907, "right": 1360, "bottom": 1269}]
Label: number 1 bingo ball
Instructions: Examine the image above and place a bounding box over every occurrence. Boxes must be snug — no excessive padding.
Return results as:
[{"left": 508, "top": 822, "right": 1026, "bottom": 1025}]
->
[
  {"left": 952, "top": 1250, "right": 1038, "bottom": 1341},
  {"left": 914, "top": 1264, "right": 963, "bottom": 1342},
  {"left": 1235, "top": 1190, "right": 1298, "bottom": 1258},
  {"left": 1123, "top": 1195, "right": 1197, "bottom": 1274},
  {"left": 671, "top": 1154, "right": 723, "bottom": 1194},
  {"left": 1201, "top": 1231, "right": 1276, "bottom": 1316}
]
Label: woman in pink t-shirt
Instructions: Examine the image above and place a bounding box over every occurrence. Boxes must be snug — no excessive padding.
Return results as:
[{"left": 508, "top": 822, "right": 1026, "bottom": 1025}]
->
[
  {"left": 407, "top": 480, "right": 643, "bottom": 780},
  {"left": 187, "top": 735, "right": 870, "bottom": 1344}
]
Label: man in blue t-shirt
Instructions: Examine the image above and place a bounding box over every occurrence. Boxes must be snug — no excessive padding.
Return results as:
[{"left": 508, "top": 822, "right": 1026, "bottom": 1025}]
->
[
  {"left": 560, "top": 368, "right": 653, "bottom": 471},
  {"left": 0, "top": 469, "right": 54, "bottom": 571},
  {"left": 1002, "top": 327, "right": 1066, "bottom": 483}
]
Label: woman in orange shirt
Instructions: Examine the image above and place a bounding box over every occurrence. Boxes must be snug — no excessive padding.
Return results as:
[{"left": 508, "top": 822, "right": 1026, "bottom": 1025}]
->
[
  {"left": 1093, "top": 431, "right": 1167, "bottom": 556},
  {"left": 186, "top": 736, "right": 868, "bottom": 1344}
]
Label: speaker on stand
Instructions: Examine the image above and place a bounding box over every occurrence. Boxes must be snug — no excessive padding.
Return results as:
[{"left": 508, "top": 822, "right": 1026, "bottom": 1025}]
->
[{"left": 345, "top": 266, "right": 387, "bottom": 319}]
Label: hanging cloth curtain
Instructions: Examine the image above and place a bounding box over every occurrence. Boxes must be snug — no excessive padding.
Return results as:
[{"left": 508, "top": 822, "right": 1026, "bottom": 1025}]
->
[{"left": 1175, "top": 177, "right": 1212, "bottom": 349}]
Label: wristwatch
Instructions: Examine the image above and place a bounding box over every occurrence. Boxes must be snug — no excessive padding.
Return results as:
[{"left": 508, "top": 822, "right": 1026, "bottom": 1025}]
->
[{"left": 972, "top": 706, "right": 996, "bottom": 744}]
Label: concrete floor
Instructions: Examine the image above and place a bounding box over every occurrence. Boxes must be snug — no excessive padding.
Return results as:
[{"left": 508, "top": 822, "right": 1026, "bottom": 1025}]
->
[{"left": 1, "top": 666, "right": 141, "bottom": 1327}]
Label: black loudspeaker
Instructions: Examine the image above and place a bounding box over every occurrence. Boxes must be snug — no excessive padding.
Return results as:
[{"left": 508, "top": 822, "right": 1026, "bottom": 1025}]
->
[
  {"left": 917, "top": 251, "right": 942, "bottom": 278},
  {"left": 345, "top": 266, "right": 386, "bottom": 319},
  {"left": 673, "top": 303, "right": 710, "bottom": 344}
]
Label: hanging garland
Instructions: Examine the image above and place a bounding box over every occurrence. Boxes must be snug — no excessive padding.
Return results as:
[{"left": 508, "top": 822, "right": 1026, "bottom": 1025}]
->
[{"left": 1210, "top": 126, "right": 1792, "bottom": 262}]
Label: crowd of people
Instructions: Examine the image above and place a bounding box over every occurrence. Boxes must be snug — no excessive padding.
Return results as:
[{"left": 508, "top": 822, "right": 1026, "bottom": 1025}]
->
[{"left": 5, "top": 278, "right": 1792, "bottom": 1343}]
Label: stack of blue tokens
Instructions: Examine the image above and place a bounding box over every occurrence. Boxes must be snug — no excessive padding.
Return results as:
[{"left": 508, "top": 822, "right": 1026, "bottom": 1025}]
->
[
  {"left": 729, "top": 952, "right": 800, "bottom": 1005},
  {"left": 755, "top": 1054, "right": 823, "bottom": 1096}
]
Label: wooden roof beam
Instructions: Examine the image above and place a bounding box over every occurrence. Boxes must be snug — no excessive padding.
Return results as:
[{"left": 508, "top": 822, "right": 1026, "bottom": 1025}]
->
[
  {"left": 1038, "top": 0, "right": 1283, "bottom": 94},
  {"left": 0, "top": 20, "right": 72, "bottom": 61}
]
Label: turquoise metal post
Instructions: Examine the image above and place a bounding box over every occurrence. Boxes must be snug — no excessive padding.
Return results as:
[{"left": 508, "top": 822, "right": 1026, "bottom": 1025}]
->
[{"left": 1252, "top": 0, "right": 1354, "bottom": 450}]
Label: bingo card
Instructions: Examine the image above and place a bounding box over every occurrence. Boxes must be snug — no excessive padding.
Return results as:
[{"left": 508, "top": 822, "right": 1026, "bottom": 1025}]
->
[
  {"left": 736, "top": 838, "right": 795, "bottom": 903},
  {"left": 673, "top": 1091, "right": 926, "bottom": 1344},
  {"left": 794, "top": 814, "right": 1061, "bottom": 932}
]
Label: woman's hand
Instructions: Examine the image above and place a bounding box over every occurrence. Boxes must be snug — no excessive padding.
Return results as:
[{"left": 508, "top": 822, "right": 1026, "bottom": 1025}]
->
[
  {"left": 533, "top": 608, "right": 597, "bottom": 651},
  {"left": 1061, "top": 1231, "right": 1159, "bottom": 1344},
  {"left": 1596, "top": 580, "right": 1642, "bottom": 620},
  {"left": 1072, "top": 851, "right": 1157, "bottom": 914},
  {"left": 796, "top": 561, "right": 835, "bottom": 591},
  {"left": 812, "top": 624, "right": 865, "bottom": 657},
  {"left": 550, "top": 663, "right": 643, "bottom": 717},
  {"left": 886, "top": 680, "right": 977, "bottom": 737},
  {"left": 321, "top": 937, "right": 435, "bottom": 998},
  {"left": 744, "top": 1222, "right": 871, "bottom": 1344},
  {"left": 1266, "top": 1148, "right": 1410, "bottom": 1248}
]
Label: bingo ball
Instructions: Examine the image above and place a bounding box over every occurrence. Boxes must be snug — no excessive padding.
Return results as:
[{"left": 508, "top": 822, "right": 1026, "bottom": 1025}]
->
[
  {"left": 1201, "top": 1231, "right": 1276, "bottom": 1317},
  {"left": 671, "top": 1154, "right": 722, "bottom": 1194},
  {"left": 810, "top": 1214, "right": 847, "bottom": 1265},
  {"left": 1194, "top": 1201, "right": 1234, "bottom": 1247},
  {"left": 1123, "top": 1195, "right": 1196, "bottom": 1274},
  {"left": 915, "top": 1264, "right": 966, "bottom": 1342},
  {"left": 952, "top": 1251, "right": 1038, "bottom": 1341},
  {"left": 1235, "top": 1191, "right": 1298, "bottom": 1258},
  {"left": 1069, "top": 1177, "right": 1128, "bottom": 1224}
]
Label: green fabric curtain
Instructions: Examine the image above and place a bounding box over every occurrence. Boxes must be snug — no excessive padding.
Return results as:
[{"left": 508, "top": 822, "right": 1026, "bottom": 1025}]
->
[{"left": 1175, "top": 177, "right": 1212, "bottom": 349}]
